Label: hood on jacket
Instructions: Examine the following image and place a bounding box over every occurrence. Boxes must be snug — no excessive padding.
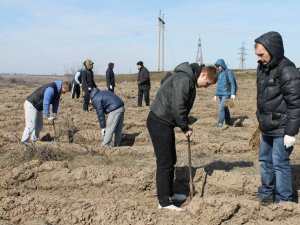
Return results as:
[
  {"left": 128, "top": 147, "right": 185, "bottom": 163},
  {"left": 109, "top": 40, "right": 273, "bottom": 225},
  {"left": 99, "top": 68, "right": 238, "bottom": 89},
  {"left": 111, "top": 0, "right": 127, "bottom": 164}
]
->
[
  {"left": 90, "top": 88, "right": 100, "bottom": 99},
  {"left": 54, "top": 80, "right": 62, "bottom": 93},
  {"left": 255, "top": 31, "right": 284, "bottom": 68},
  {"left": 108, "top": 63, "right": 114, "bottom": 69},
  {"left": 215, "top": 59, "right": 227, "bottom": 70},
  {"left": 174, "top": 62, "right": 196, "bottom": 81}
]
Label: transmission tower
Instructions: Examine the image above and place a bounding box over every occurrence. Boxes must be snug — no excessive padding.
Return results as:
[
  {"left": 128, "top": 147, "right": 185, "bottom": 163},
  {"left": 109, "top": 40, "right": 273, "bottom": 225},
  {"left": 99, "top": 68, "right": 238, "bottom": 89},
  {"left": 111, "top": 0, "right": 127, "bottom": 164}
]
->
[
  {"left": 158, "top": 10, "right": 165, "bottom": 71},
  {"left": 196, "top": 34, "right": 203, "bottom": 65},
  {"left": 238, "top": 41, "right": 247, "bottom": 69}
]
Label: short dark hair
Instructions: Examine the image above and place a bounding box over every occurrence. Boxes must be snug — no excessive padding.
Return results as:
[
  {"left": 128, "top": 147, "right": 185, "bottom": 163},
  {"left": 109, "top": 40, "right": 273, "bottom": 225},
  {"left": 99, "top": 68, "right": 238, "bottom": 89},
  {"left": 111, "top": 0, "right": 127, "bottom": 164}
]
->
[{"left": 137, "top": 61, "right": 143, "bottom": 66}]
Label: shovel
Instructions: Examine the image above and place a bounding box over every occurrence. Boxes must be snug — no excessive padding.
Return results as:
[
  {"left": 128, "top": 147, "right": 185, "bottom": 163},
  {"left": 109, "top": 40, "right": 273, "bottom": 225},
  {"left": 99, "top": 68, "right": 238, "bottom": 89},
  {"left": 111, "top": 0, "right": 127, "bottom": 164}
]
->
[
  {"left": 187, "top": 136, "right": 195, "bottom": 200},
  {"left": 52, "top": 119, "right": 58, "bottom": 141}
]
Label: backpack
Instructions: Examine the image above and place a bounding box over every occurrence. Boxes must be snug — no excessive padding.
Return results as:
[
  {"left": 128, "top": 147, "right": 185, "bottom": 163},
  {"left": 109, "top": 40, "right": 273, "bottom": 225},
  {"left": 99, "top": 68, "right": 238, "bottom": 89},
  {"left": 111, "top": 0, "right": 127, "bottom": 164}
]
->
[{"left": 225, "top": 70, "right": 238, "bottom": 94}]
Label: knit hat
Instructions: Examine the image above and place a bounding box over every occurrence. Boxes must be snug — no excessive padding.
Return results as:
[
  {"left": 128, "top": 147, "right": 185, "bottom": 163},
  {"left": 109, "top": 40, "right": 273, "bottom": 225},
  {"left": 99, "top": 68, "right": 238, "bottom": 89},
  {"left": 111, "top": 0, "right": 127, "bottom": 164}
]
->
[{"left": 137, "top": 61, "right": 143, "bottom": 66}]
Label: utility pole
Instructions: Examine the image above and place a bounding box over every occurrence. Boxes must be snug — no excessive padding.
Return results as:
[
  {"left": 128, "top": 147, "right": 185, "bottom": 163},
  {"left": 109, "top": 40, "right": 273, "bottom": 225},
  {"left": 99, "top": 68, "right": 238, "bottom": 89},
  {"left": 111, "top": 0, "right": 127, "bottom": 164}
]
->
[
  {"left": 196, "top": 34, "right": 203, "bottom": 65},
  {"left": 158, "top": 10, "right": 165, "bottom": 72},
  {"left": 161, "top": 13, "right": 165, "bottom": 71},
  {"left": 238, "top": 41, "right": 247, "bottom": 69}
]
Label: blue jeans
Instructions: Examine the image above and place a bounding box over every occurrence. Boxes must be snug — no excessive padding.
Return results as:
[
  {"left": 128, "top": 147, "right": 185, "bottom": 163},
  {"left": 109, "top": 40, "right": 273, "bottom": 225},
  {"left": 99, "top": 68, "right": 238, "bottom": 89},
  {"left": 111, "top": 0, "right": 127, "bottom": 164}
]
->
[
  {"left": 218, "top": 95, "right": 231, "bottom": 125},
  {"left": 258, "top": 135, "right": 293, "bottom": 202}
]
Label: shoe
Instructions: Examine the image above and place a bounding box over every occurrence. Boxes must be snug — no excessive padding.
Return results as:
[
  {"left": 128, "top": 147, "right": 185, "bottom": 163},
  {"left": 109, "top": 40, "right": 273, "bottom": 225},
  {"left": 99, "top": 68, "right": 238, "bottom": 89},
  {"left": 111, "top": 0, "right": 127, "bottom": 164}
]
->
[
  {"left": 217, "top": 123, "right": 223, "bottom": 128},
  {"left": 170, "top": 194, "right": 187, "bottom": 202},
  {"left": 252, "top": 196, "right": 273, "bottom": 205},
  {"left": 158, "top": 204, "right": 182, "bottom": 211}
]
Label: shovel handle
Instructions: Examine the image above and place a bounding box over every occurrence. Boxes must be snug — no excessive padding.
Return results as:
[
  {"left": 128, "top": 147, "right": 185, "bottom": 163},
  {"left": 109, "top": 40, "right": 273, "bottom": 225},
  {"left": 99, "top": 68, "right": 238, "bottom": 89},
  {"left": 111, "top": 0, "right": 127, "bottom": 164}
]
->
[{"left": 187, "top": 136, "right": 195, "bottom": 198}]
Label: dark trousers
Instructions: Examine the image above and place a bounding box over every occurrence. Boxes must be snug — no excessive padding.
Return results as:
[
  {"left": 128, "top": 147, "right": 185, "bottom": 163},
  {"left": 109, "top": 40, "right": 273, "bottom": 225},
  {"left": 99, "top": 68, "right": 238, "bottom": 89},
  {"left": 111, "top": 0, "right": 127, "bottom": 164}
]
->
[
  {"left": 83, "top": 91, "right": 90, "bottom": 111},
  {"left": 147, "top": 112, "right": 176, "bottom": 206},
  {"left": 138, "top": 89, "right": 150, "bottom": 107},
  {"left": 71, "top": 83, "right": 80, "bottom": 99}
]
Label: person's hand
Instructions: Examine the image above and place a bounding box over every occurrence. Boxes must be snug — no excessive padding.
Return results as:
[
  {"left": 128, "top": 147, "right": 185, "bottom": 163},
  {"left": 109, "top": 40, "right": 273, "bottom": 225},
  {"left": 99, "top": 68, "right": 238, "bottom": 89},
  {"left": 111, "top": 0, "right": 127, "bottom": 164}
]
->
[
  {"left": 213, "top": 96, "right": 217, "bottom": 101},
  {"left": 88, "top": 87, "right": 92, "bottom": 91},
  {"left": 230, "top": 95, "right": 236, "bottom": 100},
  {"left": 284, "top": 135, "right": 296, "bottom": 148},
  {"left": 109, "top": 85, "right": 113, "bottom": 89},
  {"left": 185, "top": 128, "right": 193, "bottom": 137},
  {"left": 101, "top": 129, "right": 106, "bottom": 136}
]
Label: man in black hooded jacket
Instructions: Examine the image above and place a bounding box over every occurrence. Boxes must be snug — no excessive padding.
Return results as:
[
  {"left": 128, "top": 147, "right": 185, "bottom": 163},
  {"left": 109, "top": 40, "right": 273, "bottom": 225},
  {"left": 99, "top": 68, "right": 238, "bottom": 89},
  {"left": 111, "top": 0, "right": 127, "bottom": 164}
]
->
[
  {"left": 147, "top": 62, "right": 217, "bottom": 211},
  {"left": 254, "top": 31, "right": 300, "bottom": 204},
  {"left": 106, "top": 62, "right": 115, "bottom": 92}
]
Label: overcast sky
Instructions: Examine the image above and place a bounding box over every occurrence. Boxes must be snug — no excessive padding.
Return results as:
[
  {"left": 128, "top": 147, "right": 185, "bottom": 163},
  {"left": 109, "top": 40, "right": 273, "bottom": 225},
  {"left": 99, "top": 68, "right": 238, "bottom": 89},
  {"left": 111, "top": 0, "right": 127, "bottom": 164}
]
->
[{"left": 1, "top": 0, "right": 300, "bottom": 75}]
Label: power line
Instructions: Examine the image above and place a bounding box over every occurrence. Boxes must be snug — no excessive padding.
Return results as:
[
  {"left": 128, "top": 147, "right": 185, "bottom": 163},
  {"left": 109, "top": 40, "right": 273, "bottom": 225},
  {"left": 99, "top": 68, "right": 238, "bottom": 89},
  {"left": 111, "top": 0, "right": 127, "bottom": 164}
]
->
[
  {"left": 158, "top": 10, "right": 165, "bottom": 72},
  {"left": 196, "top": 34, "right": 203, "bottom": 65},
  {"left": 238, "top": 41, "right": 247, "bottom": 69}
]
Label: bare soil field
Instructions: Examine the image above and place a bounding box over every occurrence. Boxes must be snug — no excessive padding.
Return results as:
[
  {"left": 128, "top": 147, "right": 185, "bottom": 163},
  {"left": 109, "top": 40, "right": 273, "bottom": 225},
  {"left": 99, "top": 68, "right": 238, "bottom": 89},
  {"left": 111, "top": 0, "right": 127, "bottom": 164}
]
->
[{"left": 0, "top": 73, "right": 300, "bottom": 225}]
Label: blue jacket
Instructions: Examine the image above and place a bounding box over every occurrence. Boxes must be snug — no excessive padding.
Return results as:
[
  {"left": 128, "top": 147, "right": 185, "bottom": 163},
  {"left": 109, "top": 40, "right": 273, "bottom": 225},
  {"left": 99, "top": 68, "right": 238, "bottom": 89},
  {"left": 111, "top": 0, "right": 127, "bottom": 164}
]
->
[
  {"left": 90, "top": 88, "right": 124, "bottom": 128},
  {"left": 43, "top": 80, "right": 62, "bottom": 117},
  {"left": 214, "top": 59, "right": 236, "bottom": 96}
]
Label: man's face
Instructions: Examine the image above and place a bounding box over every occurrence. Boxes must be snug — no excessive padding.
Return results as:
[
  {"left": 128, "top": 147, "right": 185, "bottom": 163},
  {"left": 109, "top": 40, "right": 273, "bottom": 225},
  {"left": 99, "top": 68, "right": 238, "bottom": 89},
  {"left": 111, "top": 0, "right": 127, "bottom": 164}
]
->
[
  {"left": 216, "top": 65, "right": 222, "bottom": 71},
  {"left": 137, "top": 65, "right": 141, "bottom": 70},
  {"left": 196, "top": 72, "right": 214, "bottom": 88},
  {"left": 255, "top": 43, "right": 271, "bottom": 65}
]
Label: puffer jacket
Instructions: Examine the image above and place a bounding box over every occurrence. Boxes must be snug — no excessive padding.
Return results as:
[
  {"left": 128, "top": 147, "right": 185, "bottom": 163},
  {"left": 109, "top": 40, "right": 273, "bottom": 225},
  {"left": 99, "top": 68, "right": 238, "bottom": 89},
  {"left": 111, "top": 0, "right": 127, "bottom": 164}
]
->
[
  {"left": 255, "top": 31, "right": 300, "bottom": 136},
  {"left": 90, "top": 88, "right": 124, "bottom": 129},
  {"left": 150, "top": 62, "right": 197, "bottom": 132},
  {"left": 214, "top": 59, "right": 236, "bottom": 96}
]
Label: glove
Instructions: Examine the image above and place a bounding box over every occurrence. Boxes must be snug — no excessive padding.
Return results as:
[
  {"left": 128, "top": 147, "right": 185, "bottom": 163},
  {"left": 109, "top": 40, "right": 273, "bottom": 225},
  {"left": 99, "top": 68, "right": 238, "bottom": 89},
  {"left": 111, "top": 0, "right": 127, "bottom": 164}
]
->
[
  {"left": 109, "top": 85, "right": 113, "bottom": 89},
  {"left": 101, "top": 129, "right": 106, "bottom": 136},
  {"left": 48, "top": 117, "right": 55, "bottom": 122},
  {"left": 88, "top": 87, "right": 92, "bottom": 91},
  {"left": 230, "top": 95, "right": 236, "bottom": 100},
  {"left": 284, "top": 135, "right": 296, "bottom": 148},
  {"left": 213, "top": 96, "right": 217, "bottom": 101}
]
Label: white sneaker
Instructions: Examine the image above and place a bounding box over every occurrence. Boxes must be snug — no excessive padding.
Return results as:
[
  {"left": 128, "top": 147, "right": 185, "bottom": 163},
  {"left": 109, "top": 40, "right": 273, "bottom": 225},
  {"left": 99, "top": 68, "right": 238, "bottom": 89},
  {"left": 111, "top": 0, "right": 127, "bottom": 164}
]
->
[
  {"left": 170, "top": 194, "right": 187, "bottom": 202},
  {"left": 158, "top": 204, "right": 183, "bottom": 211}
]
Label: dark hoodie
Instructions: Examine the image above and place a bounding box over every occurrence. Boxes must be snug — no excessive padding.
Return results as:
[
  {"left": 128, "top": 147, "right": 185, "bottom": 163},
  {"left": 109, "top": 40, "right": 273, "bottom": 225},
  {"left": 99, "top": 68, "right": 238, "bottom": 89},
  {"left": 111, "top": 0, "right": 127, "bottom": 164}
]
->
[
  {"left": 255, "top": 31, "right": 300, "bottom": 136},
  {"left": 150, "top": 62, "right": 198, "bottom": 132},
  {"left": 106, "top": 63, "right": 115, "bottom": 88}
]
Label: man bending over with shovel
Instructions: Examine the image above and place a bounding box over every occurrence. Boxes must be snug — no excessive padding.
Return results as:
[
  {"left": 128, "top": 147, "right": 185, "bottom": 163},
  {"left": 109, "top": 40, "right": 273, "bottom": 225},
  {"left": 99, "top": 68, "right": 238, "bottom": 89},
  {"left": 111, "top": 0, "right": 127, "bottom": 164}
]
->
[
  {"left": 147, "top": 63, "right": 217, "bottom": 211},
  {"left": 21, "top": 80, "right": 71, "bottom": 143}
]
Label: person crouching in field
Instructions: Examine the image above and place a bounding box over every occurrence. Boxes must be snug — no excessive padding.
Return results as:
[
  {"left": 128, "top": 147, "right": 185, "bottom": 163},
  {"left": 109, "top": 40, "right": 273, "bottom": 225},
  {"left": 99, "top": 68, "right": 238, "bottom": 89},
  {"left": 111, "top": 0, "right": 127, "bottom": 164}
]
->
[
  {"left": 147, "top": 62, "right": 217, "bottom": 211},
  {"left": 90, "top": 88, "right": 125, "bottom": 147},
  {"left": 21, "top": 80, "right": 71, "bottom": 143}
]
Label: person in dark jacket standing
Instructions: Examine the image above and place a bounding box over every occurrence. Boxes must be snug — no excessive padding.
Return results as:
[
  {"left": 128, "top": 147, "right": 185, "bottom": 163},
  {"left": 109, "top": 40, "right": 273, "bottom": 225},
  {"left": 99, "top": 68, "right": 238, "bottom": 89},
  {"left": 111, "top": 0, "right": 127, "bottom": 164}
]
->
[
  {"left": 90, "top": 88, "right": 125, "bottom": 147},
  {"left": 136, "top": 61, "right": 150, "bottom": 107},
  {"left": 81, "top": 59, "right": 97, "bottom": 112},
  {"left": 106, "top": 62, "right": 115, "bottom": 92},
  {"left": 254, "top": 31, "right": 300, "bottom": 204},
  {"left": 21, "top": 80, "right": 71, "bottom": 143},
  {"left": 213, "top": 59, "right": 237, "bottom": 128},
  {"left": 147, "top": 62, "right": 217, "bottom": 211}
]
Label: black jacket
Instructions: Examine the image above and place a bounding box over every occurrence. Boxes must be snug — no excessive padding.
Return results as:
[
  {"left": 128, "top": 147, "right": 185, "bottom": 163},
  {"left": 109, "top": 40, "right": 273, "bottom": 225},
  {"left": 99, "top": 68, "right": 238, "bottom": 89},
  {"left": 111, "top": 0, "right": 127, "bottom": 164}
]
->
[
  {"left": 150, "top": 62, "right": 197, "bottom": 132},
  {"left": 81, "top": 69, "right": 97, "bottom": 92},
  {"left": 90, "top": 88, "right": 124, "bottom": 129},
  {"left": 255, "top": 31, "right": 300, "bottom": 136},
  {"left": 137, "top": 66, "right": 150, "bottom": 90},
  {"left": 106, "top": 63, "right": 115, "bottom": 88}
]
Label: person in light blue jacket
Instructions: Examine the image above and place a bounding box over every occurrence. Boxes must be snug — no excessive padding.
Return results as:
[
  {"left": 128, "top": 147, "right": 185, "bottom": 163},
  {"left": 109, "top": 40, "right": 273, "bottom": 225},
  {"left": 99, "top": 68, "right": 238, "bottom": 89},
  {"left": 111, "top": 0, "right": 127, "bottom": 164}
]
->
[
  {"left": 21, "top": 80, "right": 71, "bottom": 143},
  {"left": 213, "top": 59, "right": 236, "bottom": 128}
]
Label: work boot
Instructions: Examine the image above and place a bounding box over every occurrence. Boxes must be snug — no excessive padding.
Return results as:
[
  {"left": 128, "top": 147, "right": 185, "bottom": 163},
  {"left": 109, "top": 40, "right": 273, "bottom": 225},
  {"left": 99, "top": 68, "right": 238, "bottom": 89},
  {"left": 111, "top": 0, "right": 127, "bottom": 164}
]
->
[
  {"left": 158, "top": 204, "right": 183, "bottom": 211},
  {"left": 252, "top": 196, "right": 273, "bottom": 206},
  {"left": 170, "top": 194, "right": 187, "bottom": 202}
]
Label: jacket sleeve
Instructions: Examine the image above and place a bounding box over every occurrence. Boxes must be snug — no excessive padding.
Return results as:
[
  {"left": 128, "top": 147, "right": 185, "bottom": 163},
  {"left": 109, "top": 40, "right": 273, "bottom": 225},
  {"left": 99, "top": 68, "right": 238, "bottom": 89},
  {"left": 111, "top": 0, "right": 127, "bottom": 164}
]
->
[
  {"left": 74, "top": 71, "right": 81, "bottom": 84},
  {"left": 106, "top": 70, "right": 111, "bottom": 87},
  {"left": 171, "top": 77, "right": 191, "bottom": 132},
  {"left": 81, "top": 71, "right": 88, "bottom": 92},
  {"left": 281, "top": 66, "right": 300, "bottom": 136},
  {"left": 228, "top": 70, "right": 236, "bottom": 95},
  {"left": 43, "top": 87, "right": 54, "bottom": 117},
  {"left": 94, "top": 100, "right": 106, "bottom": 129}
]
